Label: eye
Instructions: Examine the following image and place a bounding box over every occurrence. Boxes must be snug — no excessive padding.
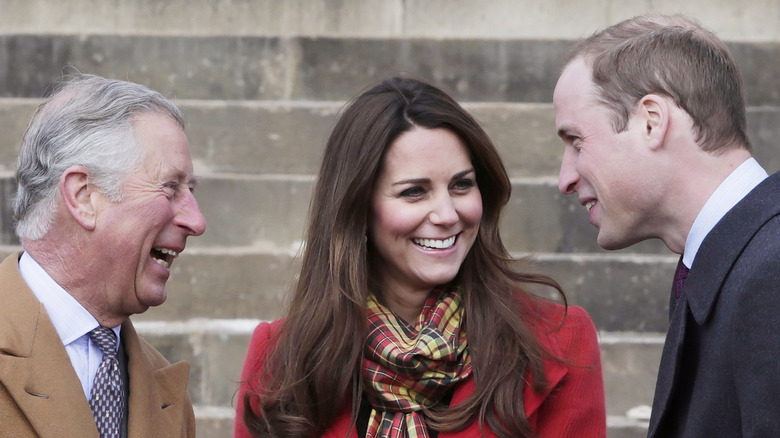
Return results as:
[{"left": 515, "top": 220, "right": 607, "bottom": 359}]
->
[
  {"left": 162, "top": 181, "right": 180, "bottom": 198},
  {"left": 565, "top": 134, "right": 583, "bottom": 150},
  {"left": 452, "top": 178, "right": 476, "bottom": 191},
  {"left": 399, "top": 186, "right": 425, "bottom": 198}
]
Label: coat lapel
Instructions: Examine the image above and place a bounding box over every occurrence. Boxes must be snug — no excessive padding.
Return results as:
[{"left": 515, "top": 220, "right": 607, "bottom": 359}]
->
[
  {"left": 647, "top": 294, "right": 689, "bottom": 437},
  {"left": 0, "top": 253, "right": 99, "bottom": 438},
  {"left": 122, "top": 321, "right": 192, "bottom": 436}
]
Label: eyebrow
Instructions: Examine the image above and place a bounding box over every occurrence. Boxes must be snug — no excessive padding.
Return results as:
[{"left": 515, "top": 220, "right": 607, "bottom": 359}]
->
[
  {"left": 392, "top": 168, "right": 475, "bottom": 186},
  {"left": 168, "top": 169, "right": 199, "bottom": 188}
]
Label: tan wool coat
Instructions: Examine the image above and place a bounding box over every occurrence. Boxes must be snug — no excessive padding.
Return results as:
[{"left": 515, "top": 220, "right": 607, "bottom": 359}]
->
[{"left": 0, "top": 253, "right": 196, "bottom": 437}]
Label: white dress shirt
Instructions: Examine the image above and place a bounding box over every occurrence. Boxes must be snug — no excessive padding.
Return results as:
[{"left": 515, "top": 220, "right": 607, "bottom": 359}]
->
[
  {"left": 19, "top": 252, "right": 121, "bottom": 400},
  {"left": 683, "top": 157, "right": 769, "bottom": 269}
]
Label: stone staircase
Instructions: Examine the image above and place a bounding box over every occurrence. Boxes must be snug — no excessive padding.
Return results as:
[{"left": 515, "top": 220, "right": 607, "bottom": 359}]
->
[{"left": 1, "top": 2, "right": 778, "bottom": 437}]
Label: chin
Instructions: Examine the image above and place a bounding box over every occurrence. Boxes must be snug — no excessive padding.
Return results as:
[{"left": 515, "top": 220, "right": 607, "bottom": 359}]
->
[
  {"left": 596, "top": 232, "right": 627, "bottom": 251},
  {"left": 138, "top": 290, "right": 168, "bottom": 309},
  {"left": 597, "top": 229, "right": 643, "bottom": 251},
  {"left": 422, "top": 273, "right": 460, "bottom": 289}
]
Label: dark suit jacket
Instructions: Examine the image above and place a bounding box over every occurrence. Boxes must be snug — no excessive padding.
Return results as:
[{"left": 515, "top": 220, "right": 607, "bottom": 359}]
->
[
  {"left": 0, "top": 253, "right": 196, "bottom": 437},
  {"left": 648, "top": 171, "right": 780, "bottom": 437}
]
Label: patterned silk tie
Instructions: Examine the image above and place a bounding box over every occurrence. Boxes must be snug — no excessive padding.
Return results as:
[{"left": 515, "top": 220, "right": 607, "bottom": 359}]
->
[
  {"left": 673, "top": 258, "right": 690, "bottom": 306},
  {"left": 88, "top": 327, "right": 123, "bottom": 438}
]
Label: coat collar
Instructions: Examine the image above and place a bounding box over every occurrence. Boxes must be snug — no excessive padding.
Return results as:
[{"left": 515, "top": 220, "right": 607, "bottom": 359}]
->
[
  {"left": 122, "top": 321, "right": 192, "bottom": 436},
  {"left": 0, "top": 253, "right": 100, "bottom": 437},
  {"left": 686, "top": 171, "right": 780, "bottom": 325},
  {"left": 0, "top": 252, "right": 191, "bottom": 437}
]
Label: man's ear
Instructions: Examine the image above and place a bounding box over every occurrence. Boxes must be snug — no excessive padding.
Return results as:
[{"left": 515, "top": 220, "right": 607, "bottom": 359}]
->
[
  {"left": 59, "top": 165, "right": 98, "bottom": 231},
  {"left": 637, "top": 94, "right": 669, "bottom": 151}
]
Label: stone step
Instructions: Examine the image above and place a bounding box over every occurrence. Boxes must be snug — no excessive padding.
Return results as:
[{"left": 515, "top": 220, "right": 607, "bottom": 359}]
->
[
  {"left": 0, "top": 174, "right": 674, "bottom": 255},
  {"left": 142, "top": 251, "right": 676, "bottom": 333},
  {"left": 2, "top": 0, "right": 778, "bottom": 42},
  {"left": 1, "top": 35, "right": 779, "bottom": 105},
  {"left": 134, "top": 320, "right": 662, "bottom": 437},
  {"left": 2, "top": 99, "right": 778, "bottom": 177},
  {"left": 0, "top": 245, "right": 677, "bottom": 333}
]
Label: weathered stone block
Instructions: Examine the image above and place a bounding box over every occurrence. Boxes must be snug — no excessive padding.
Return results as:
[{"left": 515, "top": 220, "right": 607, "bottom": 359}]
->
[
  {"left": 529, "top": 255, "right": 676, "bottom": 332},
  {"left": 191, "top": 176, "right": 313, "bottom": 249},
  {"left": 183, "top": 102, "right": 337, "bottom": 175},
  {"left": 600, "top": 336, "right": 664, "bottom": 415},
  {"left": 138, "top": 252, "right": 299, "bottom": 321},
  {"left": 2, "top": 36, "right": 777, "bottom": 105},
  {"left": 0, "top": 102, "right": 777, "bottom": 180}
]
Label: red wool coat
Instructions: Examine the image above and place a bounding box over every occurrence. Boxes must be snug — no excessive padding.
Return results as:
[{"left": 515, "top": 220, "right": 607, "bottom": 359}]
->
[{"left": 235, "top": 302, "right": 606, "bottom": 437}]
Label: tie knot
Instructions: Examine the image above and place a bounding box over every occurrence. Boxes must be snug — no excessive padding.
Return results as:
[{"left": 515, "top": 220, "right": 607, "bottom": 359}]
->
[
  {"left": 89, "top": 327, "right": 117, "bottom": 358},
  {"left": 675, "top": 260, "right": 690, "bottom": 283},
  {"left": 673, "top": 258, "right": 690, "bottom": 305}
]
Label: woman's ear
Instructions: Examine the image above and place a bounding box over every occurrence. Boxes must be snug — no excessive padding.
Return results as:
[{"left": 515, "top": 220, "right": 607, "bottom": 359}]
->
[
  {"left": 59, "top": 165, "right": 98, "bottom": 231},
  {"left": 637, "top": 94, "right": 670, "bottom": 151}
]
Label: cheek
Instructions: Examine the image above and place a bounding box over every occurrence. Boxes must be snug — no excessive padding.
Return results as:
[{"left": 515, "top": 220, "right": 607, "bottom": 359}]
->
[
  {"left": 370, "top": 202, "right": 425, "bottom": 243},
  {"left": 459, "top": 193, "right": 483, "bottom": 226}
]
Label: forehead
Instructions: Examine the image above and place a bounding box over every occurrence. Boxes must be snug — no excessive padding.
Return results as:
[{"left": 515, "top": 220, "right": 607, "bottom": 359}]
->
[
  {"left": 554, "top": 58, "right": 597, "bottom": 109},
  {"left": 553, "top": 58, "right": 606, "bottom": 131},
  {"left": 382, "top": 128, "right": 471, "bottom": 173},
  {"left": 132, "top": 112, "right": 194, "bottom": 178}
]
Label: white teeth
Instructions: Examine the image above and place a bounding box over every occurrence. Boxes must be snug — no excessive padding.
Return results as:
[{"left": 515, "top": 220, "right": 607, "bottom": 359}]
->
[
  {"left": 413, "top": 236, "right": 456, "bottom": 249},
  {"left": 152, "top": 257, "right": 170, "bottom": 269},
  {"left": 156, "top": 247, "right": 179, "bottom": 257},
  {"left": 152, "top": 247, "right": 178, "bottom": 269},
  {"left": 585, "top": 201, "right": 596, "bottom": 212}
]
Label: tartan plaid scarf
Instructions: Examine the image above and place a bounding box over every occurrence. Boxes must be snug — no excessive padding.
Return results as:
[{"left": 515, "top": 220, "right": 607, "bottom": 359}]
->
[{"left": 362, "top": 288, "right": 472, "bottom": 438}]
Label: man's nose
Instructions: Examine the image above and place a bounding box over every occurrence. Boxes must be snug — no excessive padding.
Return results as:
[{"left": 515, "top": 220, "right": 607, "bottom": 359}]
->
[
  {"left": 558, "top": 148, "right": 579, "bottom": 195},
  {"left": 176, "top": 191, "right": 207, "bottom": 236}
]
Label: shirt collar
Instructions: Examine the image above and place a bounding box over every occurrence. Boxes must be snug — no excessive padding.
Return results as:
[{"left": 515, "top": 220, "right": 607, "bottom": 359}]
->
[
  {"left": 19, "top": 252, "right": 121, "bottom": 347},
  {"left": 683, "top": 157, "right": 768, "bottom": 268}
]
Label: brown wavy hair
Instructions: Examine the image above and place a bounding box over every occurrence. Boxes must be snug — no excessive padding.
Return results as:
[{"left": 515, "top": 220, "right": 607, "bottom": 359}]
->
[{"left": 243, "top": 77, "right": 566, "bottom": 437}]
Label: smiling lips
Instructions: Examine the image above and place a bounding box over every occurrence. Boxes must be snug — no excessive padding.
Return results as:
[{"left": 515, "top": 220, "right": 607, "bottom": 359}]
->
[
  {"left": 151, "top": 247, "right": 179, "bottom": 269},
  {"left": 413, "top": 235, "right": 457, "bottom": 250}
]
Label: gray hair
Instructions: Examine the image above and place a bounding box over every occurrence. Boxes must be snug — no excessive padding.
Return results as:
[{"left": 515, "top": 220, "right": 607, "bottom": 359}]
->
[{"left": 13, "top": 74, "right": 185, "bottom": 240}]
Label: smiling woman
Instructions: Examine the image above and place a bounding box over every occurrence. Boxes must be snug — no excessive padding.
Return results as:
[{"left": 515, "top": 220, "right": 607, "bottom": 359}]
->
[
  {"left": 369, "top": 127, "right": 483, "bottom": 323},
  {"left": 236, "top": 77, "right": 607, "bottom": 438}
]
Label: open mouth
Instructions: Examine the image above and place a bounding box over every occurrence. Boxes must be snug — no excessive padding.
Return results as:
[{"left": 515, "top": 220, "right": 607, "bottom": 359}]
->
[
  {"left": 151, "top": 247, "right": 178, "bottom": 269},
  {"left": 413, "top": 235, "right": 457, "bottom": 250},
  {"left": 585, "top": 200, "right": 596, "bottom": 213}
]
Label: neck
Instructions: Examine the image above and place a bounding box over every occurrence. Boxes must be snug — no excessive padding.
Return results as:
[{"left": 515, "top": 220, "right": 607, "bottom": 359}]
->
[
  {"left": 377, "top": 285, "right": 434, "bottom": 324},
  {"left": 24, "top": 238, "right": 126, "bottom": 327},
  {"left": 661, "top": 146, "right": 752, "bottom": 253}
]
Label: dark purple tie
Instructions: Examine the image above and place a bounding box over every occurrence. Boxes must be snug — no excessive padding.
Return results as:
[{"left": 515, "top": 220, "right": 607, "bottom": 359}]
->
[
  {"left": 88, "top": 327, "right": 123, "bottom": 438},
  {"left": 673, "top": 258, "right": 690, "bottom": 305}
]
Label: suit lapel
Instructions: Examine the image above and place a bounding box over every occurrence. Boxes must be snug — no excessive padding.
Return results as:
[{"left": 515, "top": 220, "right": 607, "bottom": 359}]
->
[
  {"left": 122, "top": 321, "right": 191, "bottom": 436},
  {"left": 687, "top": 172, "right": 780, "bottom": 325},
  {"left": 0, "top": 253, "right": 99, "bottom": 438},
  {"left": 647, "top": 296, "right": 689, "bottom": 437}
]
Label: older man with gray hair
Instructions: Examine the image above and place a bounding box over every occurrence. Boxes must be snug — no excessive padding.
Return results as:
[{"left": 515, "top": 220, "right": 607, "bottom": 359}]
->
[{"left": 0, "top": 74, "right": 206, "bottom": 437}]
